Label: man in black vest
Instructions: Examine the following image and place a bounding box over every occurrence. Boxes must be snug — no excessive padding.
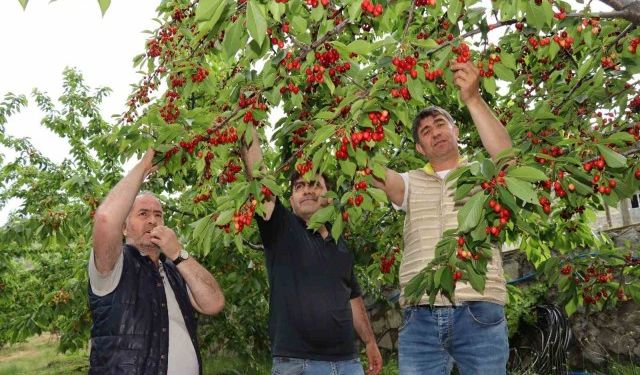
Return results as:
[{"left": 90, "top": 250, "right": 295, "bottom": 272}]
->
[
  {"left": 89, "top": 149, "right": 224, "bottom": 375},
  {"left": 241, "top": 128, "right": 383, "bottom": 375}
]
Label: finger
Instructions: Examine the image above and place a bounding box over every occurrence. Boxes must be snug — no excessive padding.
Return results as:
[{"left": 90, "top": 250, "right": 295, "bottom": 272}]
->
[
  {"left": 450, "top": 62, "right": 469, "bottom": 72},
  {"left": 454, "top": 77, "right": 466, "bottom": 88},
  {"left": 453, "top": 70, "right": 468, "bottom": 81}
]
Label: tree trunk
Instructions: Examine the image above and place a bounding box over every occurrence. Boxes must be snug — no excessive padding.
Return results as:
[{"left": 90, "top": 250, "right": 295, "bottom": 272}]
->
[
  {"left": 605, "top": 202, "right": 613, "bottom": 228},
  {"left": 620, "top": 198, "right": 632, "bottom": 226},
  {"left": 599, "top": 0, "right": 640, "bottom": 24}
]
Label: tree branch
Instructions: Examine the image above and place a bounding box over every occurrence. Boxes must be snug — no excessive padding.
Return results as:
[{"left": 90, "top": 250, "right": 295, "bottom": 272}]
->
[
  {"left": 597, "top": 0, "right": 640, "bottom": 24},
  {"left": 426, "top": 20, "right": 518, "bottom": 56},
  {"left": 300, "top": 19, "right": 352, "bottom": 56},
  {"left": 402, "top": 2, "right": 417, "bottom": 42}
]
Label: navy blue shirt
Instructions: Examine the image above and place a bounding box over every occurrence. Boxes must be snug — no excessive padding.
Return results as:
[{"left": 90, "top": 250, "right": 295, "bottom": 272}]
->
[{"left": 256, "top": 199, "right": 361, "bottom": 361}]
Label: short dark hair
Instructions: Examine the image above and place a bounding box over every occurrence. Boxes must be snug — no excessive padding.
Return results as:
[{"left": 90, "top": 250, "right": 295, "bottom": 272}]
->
[
  {"left": 412, "top": 106, "right": 456, "bottom": 144},
  {"left": 289, "top": 170, "right": 334, "bottom": 194}
]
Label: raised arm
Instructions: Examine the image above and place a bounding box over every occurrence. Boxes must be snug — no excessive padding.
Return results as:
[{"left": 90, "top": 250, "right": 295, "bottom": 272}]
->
[
  {"left": 92, "top": 149, "right": 156, "bottom": 274},
  {"left": 451, "top": 61, "right": 512, "bottom": 158},
  {"left": 239, "top": 124, "right": 275, "bottom": 219},
  {"left": 371, "top": 168, "right": 405, "bottom": 208}
]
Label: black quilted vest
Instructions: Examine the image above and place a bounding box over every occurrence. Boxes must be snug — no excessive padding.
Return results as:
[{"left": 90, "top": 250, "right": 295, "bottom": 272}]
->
[{"left": 88, "top": 245, "right": 201, "bottom": 375}]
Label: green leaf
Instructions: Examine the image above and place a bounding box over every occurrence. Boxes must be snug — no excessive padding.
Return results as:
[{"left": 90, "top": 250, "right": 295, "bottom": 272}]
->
[
  {"left": 267, "top": 1, "right": 285, "bottom": 19},
  {"left": 195, "top": 0, "right": 225, "bottom": 23},
  {"left": 383, "top": 125, "right": 400, "bottom": 147},
  {"left": 223, "top": 18, "right": 246, "bottom": 59},
  {"left": 234, "top": 234, "right": 244, "bottom": 252},
  {"left": 331, "top": 214, "right": 344, "bottom": 241},
  {"left": 504, "top": 176, "right": 538, "bottom": 204},
  {"left": 465, "top": 265, "right": 486, "bottom": 293},
  {"left": 525, "top": 1, "right": 546, "bottom": 29},
  {"left": 480, "top": 159, "right": 496, "bottom": 180},
  {"left": 434, "top": 267, "right": 444, "bottom": 289},
  {"left": 247, "top": 0, "right": 267, "bottom": 48},
  {"left": 454, "top": 183, "right": 475, "bottom": 201},
  {"left": 215, "top": 209, "right": 234, "bottom": 226},
  {"left": 347, "top": 40, "right": 372, "bottom": 55},
  {"left": 311, "top": 3, "right": 324, "bottom": 20},
  {"left": 583, "top": 27, "right": 592, "bottom": 47},
  {"left": 564, "top": 176, "right": 591, "bottom": 195},
  {"left": 191, "top": 216, "right": 210, "bottom": 240},
  {"left": 595, "top": 144, "right": 627, "bottom": 168},
  {"left": 18, "top": 0, "right": 28, "bottom": 10},
  {"left": 368, "top": 187, "right": 388, "bottom": 204},
  {"left": 457, "top": 191, "right": 487, "bottom": 232},
  {"left": 324, "top": 71, "right": 335, "bottom": 94},
  {"left": 372, "top": 162, "right": 386, "bottom": 180},
  {"left": 564, "top": 295, "right": 577, "bottom": 316},
  {"left": 310, "top": 126, "right": 335, "bottom": 149},
  {"left": 348, "top": 0, "right": 363, "bottom": 20},
  {"left": 406, "top": 76, "right": 424, "bottom": 104},
  {"left": 603, "top": 132, "right": 635, "bottom": 145},
  {"left": 448, "top": 0, "right": 463, "bottom": 24},
  {"left": 340, "top": 159, "right": 357, "bottom": 178},
  {"left": 507, "top": 166, "right": 547, "bottom": 182},
  {"left": 446, "top": 165, "right": 470, "bottom": 183},
  {"left": 500, "top": 53, "right": 516, "bottom": 70},
  {"left": 308, "top": 205, "right": 335, "bottom": 229},
  {"left": 441, "top": 268, "right": 455, "bottom": 296},
  {"left": 98, "top": 0, "right": 110, "bottom": 16},
  {"left": 290, "top": 16, "right": 311, "bottom": 44},
  {"left": 576, "top": 56, "right": 593, "bottom": 81},
  {"left": 470, "top": 219, "right": 488, "bottom": 242},
  {"left": 482, "top": 77, "right": 496, "bottom": 96},
  {"left": 260, "top": 177, "right": 283, "bottom": 197},
  {"left": 493, "top": 62, "right": 515, "bottom": 82},
  {"left": 602, "top": 132, "right": 635, "bottom": 146}
]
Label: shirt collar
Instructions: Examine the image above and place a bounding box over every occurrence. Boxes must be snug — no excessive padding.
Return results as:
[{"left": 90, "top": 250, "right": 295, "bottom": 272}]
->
[{"left": 422, "top": 157, "right": 466, "bottom": 176}]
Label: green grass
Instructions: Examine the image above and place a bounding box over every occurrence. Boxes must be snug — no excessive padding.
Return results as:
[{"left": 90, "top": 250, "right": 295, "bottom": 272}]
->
[
  {"left": 0, "top": 335, "right": 401, "bottom": 375},
  {"left": 10, "top": 336, "right": 634, "bottom": 375},
  {"left": 0, "top": 335, "right": 87, "bottom": 375}
]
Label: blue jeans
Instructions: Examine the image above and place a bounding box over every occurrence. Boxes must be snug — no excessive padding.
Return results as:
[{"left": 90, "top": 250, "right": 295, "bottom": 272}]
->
[
  {"left": 271, "top": 357, "right": 364, "bottom": 375},
  {"left": 399, "top": 302, "right": 509, "bottom": 375}
]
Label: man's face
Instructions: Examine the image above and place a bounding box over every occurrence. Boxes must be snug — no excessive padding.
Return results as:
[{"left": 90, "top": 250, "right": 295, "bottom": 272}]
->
[
  {"left": 289, "top": 175, "right": 329, "bottom": 221},
  {"left": 415, "top": 114, "right": 459, "bottom": 162},
  {"left": 123, "top": 195, "right": 164, "bottom": 250}
]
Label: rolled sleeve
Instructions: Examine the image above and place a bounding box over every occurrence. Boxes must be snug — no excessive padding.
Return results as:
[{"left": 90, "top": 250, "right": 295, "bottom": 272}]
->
[{"left": 391, "top": 172, "right": 409, "bottom": 212}]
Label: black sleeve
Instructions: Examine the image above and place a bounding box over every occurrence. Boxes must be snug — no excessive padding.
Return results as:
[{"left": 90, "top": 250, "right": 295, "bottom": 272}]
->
[
  {"left": 349, "top": 256, "right": 362, "bottom": 299},
  {"left": 255, "top": 198, "right": 288, "bottom": 247}
]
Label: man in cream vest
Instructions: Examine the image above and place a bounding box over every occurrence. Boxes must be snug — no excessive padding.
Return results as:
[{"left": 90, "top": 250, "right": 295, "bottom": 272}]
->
[{"left": 373, "top": 60, "right": 513, "bottom": 374}]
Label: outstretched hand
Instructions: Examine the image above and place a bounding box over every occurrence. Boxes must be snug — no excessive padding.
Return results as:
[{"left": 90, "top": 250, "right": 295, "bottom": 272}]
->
[
  {"left": 450, "top": 60, "right": 481, "bottom": 105},
  {"left": 139, "top": 148, "right": 159, "bottom": 179}
]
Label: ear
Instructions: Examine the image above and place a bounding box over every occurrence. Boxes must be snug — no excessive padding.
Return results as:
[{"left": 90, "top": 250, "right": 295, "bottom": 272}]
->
[
  {"left": 454, "top": 124, "right": 459, "bottom": 139},
  {"left": 415, "top": 142, "right": 427, "bottom": 157},
  {"left": 289, "top": 195, "right": 294, "bottom": 207}
]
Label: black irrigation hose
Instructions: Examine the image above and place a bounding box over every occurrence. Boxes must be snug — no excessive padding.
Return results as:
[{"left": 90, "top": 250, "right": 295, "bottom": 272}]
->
[{"left": 512, "top": 304, "right": 573, "bottom": 375}]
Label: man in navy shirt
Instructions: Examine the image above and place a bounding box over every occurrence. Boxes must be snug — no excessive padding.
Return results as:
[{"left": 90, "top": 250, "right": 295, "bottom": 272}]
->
[{"left": 242, "top": 127, "right": 382, "bottom": 375}]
